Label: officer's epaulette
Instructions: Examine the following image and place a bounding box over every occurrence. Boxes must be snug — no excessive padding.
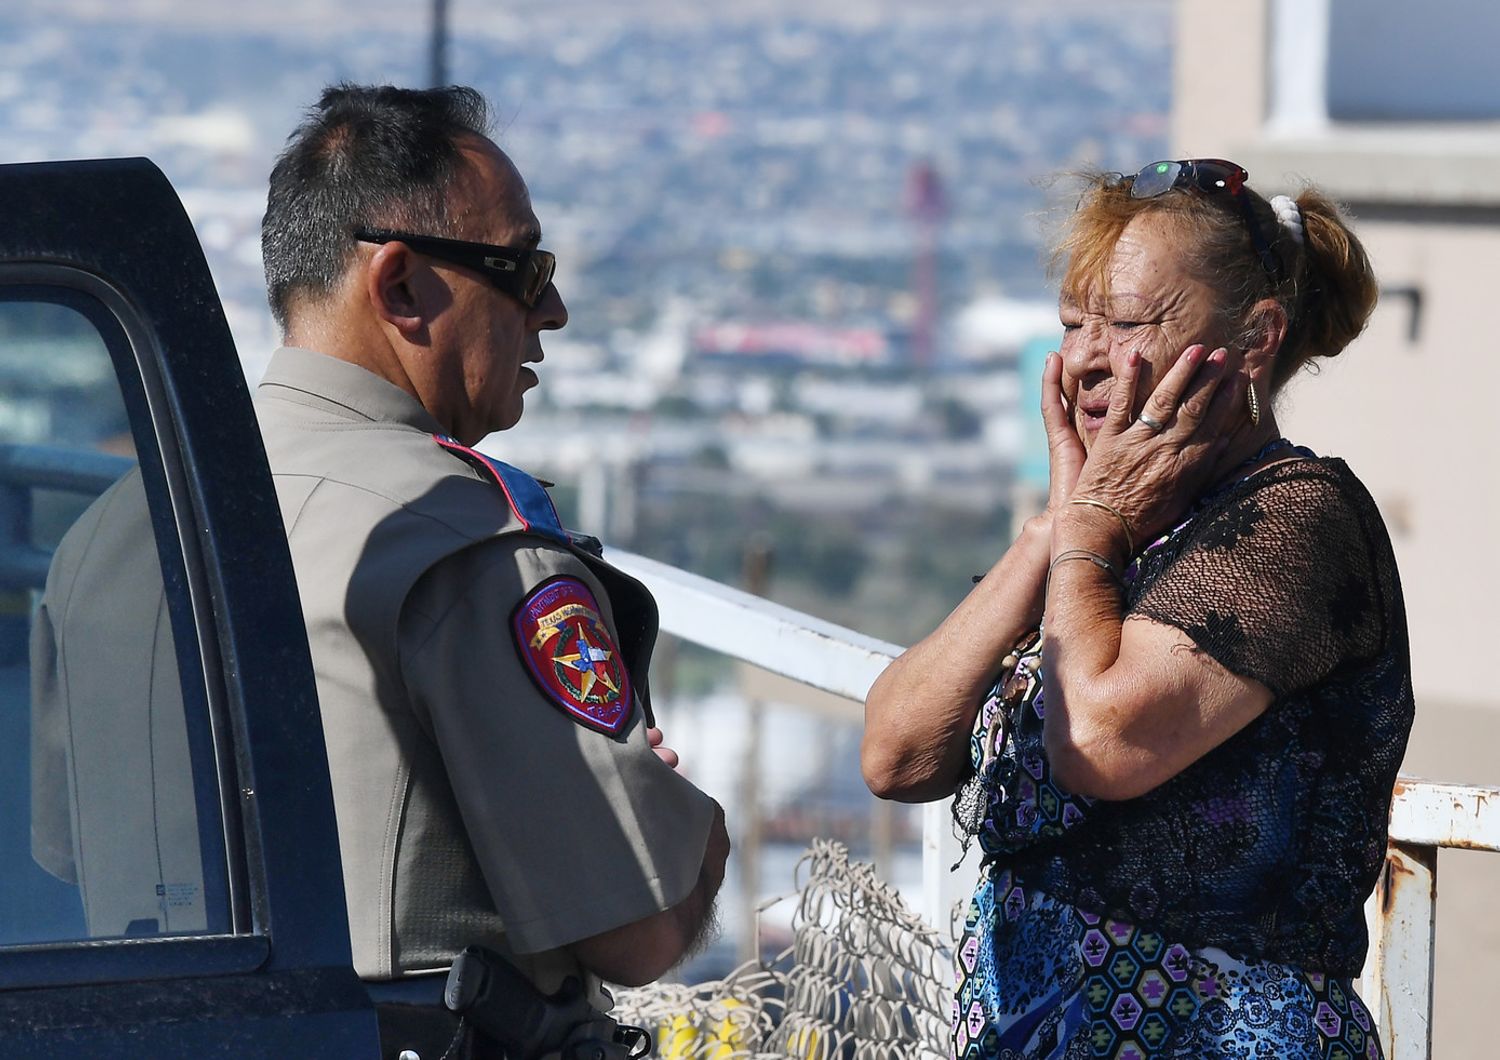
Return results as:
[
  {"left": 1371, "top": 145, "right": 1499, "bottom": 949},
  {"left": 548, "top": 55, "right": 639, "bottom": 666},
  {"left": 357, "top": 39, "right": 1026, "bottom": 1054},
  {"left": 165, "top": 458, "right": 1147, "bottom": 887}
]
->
[{"left": 432, "top": 435, "right": 578, "bottom": 548}]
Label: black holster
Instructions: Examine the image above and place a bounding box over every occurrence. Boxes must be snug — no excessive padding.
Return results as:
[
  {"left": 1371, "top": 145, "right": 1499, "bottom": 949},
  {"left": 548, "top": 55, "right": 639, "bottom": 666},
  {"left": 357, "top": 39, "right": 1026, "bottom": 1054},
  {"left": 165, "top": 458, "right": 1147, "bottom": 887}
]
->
[{"left": 444, "top": 945, "right": 650, "bottom": 1060}]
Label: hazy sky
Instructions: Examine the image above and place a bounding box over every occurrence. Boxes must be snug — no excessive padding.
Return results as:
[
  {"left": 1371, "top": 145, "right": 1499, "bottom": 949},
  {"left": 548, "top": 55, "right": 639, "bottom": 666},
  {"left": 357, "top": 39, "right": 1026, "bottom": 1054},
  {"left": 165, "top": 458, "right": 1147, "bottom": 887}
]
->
[{"left": 13, "top": 0, "right": 1171, "bottom": 31}]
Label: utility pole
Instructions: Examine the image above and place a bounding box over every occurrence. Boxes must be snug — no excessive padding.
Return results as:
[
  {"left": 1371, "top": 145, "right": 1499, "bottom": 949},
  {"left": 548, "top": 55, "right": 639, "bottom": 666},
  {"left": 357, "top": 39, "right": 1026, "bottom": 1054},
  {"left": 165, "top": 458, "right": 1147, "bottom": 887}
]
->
[{"left": 429, "top": 0, "right": 449, "bottom": 88}]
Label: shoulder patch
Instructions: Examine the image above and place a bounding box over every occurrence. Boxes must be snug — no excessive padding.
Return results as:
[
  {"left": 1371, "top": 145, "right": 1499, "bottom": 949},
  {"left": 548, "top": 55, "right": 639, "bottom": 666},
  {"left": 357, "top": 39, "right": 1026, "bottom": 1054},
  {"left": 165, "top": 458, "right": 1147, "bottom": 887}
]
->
[{"left": 512, "top": 576, "right": 634, "bottom": 736}]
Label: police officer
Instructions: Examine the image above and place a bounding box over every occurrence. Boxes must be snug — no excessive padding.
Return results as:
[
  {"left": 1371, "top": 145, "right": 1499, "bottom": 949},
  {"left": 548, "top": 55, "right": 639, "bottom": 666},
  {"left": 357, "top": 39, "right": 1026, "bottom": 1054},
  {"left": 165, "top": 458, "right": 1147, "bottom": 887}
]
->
[{"left": 256, "top": 85, "right": 730, "bottom": 1056}]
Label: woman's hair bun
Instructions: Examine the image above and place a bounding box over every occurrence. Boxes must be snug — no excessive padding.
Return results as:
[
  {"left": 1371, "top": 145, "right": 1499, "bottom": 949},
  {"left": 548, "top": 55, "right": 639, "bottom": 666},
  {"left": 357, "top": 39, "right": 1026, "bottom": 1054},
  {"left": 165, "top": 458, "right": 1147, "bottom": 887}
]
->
[{"left": 1274, "top": 188, "right": 1378, "bottom": 387}]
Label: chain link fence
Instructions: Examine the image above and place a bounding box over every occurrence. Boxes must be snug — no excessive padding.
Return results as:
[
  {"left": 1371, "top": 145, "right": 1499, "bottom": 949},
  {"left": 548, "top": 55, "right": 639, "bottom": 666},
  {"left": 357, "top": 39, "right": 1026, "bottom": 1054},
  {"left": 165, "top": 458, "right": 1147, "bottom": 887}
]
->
[{"left": 613, "top": 840, "right": 952, "bottom": 1059}]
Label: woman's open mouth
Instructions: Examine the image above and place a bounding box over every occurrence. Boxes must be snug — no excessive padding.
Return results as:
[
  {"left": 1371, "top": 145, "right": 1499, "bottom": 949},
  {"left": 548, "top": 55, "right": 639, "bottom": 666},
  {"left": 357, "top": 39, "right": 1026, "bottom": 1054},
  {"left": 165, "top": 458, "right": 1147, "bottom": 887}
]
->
[{"left": 1079, "top": 403, "right": 1110, "bottom": 431}]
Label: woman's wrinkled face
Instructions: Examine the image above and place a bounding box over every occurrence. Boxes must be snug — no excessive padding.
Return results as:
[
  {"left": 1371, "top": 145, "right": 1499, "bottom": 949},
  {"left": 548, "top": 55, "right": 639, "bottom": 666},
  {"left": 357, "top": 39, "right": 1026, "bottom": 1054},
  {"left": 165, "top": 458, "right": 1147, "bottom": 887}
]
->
[{"left": 1058, "top": 211, "right": 1229, "bottom": 452}]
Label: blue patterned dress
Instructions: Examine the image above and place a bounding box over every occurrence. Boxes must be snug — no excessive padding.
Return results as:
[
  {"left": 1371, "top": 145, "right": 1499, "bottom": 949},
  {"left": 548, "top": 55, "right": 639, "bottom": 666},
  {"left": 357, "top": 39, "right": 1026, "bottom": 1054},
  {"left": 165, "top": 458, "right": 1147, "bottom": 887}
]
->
[{"left": 951, "top": 457, "right": 1411, "bottom": 1060}]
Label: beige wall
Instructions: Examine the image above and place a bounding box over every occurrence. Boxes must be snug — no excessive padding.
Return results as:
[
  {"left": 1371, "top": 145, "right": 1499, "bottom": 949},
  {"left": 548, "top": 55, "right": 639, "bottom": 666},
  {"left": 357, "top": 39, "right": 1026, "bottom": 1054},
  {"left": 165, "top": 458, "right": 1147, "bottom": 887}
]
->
[
  {"left": 1277, "top": 220, "right": 1500, "bottom": 712},
  {"left": 1173, "top": 0, "right": 1500, "bottom": 716},
  {"left": 1171, "top": 0, "right": 1266, "bottom": 155}
]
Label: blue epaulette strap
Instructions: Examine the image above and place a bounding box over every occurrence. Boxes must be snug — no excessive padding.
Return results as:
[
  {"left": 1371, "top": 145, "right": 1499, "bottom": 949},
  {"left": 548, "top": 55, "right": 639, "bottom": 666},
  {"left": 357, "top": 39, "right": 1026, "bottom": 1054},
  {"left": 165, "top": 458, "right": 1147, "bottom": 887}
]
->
[{"left": 433, "top": 435, "right": 569, "bottom": 545}]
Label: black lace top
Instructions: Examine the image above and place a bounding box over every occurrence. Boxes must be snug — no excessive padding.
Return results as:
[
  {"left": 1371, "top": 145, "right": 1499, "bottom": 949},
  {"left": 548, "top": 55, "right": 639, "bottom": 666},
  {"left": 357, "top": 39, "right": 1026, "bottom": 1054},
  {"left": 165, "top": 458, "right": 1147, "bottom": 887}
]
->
[{"left": 982, "top": 456, "right": 1413, "bottom": 977}]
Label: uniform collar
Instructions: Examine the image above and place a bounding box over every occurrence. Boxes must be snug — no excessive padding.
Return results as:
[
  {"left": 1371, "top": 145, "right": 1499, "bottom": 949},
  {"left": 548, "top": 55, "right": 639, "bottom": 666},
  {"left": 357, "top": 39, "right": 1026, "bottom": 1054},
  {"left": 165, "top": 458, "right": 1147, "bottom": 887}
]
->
[{"left": 258, "top": 346, "right": 446, "bottom": 435}]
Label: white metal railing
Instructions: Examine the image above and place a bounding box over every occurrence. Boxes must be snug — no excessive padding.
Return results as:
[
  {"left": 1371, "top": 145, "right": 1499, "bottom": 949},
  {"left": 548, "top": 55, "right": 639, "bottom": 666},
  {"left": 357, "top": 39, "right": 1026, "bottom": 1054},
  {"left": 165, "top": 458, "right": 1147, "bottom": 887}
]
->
[{"left": 610, "top": 547, "right": 1500, "bottom": 1060}]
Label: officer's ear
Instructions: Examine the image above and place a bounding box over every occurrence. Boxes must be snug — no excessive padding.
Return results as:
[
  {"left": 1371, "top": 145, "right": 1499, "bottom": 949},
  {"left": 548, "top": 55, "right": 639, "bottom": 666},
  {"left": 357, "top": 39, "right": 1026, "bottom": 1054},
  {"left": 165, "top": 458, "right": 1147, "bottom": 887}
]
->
[{"left": 364, "top": 241, "right": 426, "bottom": 335}]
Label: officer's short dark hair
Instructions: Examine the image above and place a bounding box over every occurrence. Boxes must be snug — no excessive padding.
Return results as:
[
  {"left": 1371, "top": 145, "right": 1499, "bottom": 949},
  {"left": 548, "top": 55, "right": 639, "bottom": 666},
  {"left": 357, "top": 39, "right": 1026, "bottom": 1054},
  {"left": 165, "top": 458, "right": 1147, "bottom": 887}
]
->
[{"left": 261, "top": 83, "right": 490, "bottom": 331}]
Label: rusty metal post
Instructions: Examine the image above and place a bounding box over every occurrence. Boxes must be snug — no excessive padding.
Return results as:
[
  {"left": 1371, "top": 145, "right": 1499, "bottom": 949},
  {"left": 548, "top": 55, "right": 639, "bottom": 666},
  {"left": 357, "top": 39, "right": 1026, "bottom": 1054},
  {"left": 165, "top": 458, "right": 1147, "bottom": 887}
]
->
[
  {"left": 736, "top": 537, "right": 772, "bottom": 964},
  {"left": 1370, "top": 841, "right": 1437, "bottom": 1060}
]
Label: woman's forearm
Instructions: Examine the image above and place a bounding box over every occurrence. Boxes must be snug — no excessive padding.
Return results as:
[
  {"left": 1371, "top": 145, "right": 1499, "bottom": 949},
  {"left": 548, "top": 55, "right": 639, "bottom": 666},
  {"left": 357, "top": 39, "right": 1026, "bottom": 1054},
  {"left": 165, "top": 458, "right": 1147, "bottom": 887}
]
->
[
  {"left": 862, "top": 514, "right": 1052, "bottom": 802},
  {"left": 1040, "top": 506, "right": 1148, "bottom": 796},
  {"left": 1044, "top": 507, "right": 1132, "bottom": 677}
]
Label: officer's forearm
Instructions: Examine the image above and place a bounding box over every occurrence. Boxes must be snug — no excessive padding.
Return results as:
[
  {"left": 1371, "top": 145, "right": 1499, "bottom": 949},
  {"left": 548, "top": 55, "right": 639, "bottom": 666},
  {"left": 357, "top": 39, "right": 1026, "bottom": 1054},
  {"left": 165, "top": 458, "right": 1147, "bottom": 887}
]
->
[
  {"left": 678, "top": 801, "right": 730, "bottom": 957},
  {"left": 568, "top": 800, "right": 730, "bottom": 986}
]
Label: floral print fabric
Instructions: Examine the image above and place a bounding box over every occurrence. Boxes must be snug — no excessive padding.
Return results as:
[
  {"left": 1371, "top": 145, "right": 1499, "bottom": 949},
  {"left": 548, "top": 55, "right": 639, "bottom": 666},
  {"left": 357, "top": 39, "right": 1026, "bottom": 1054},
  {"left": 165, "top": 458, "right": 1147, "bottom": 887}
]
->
[
  {"left": 950, "top": 456, "right": 1409, "bottom": 1059},
  {"left": 952, "top": 870, "right": 1380, "bottom": 1059}
]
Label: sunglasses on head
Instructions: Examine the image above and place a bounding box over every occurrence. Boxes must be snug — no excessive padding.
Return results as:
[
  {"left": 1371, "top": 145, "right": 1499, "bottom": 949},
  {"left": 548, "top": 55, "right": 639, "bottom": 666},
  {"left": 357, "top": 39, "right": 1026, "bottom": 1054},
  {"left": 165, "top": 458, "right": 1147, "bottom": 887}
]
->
[
  {"left": 1123, "top": 159, "right": 1282, "bottom": 280},
  {"left": 354, "top": 227, "right": 557, "bottom": 308}
]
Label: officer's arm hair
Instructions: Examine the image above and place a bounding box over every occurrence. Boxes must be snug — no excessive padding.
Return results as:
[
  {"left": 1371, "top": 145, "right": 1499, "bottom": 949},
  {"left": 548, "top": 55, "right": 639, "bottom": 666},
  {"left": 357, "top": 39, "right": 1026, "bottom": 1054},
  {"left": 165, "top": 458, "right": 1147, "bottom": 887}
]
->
[
  {"left": 567, "top": 801, "right": 730, "bottom": 987},
  {"left": 676, "top": 803, "right": 731, "bottom": 961}
]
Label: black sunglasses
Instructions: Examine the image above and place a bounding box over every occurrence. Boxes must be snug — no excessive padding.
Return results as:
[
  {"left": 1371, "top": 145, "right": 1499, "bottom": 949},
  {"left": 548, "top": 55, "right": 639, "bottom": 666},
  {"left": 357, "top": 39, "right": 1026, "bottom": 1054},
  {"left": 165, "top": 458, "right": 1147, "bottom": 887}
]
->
[
  {"left": 1124, "top": 159, "right": 1283, "bottom": 280},
  {"left": 354, "top": 227, "right": 557, "bottom": 308}
]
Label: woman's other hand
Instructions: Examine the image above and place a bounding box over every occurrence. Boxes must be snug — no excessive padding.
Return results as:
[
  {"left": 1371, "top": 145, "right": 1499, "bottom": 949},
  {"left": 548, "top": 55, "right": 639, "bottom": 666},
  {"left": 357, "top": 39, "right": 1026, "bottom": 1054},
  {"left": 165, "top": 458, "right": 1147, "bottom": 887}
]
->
[
  {"left": 1041, "top": 349, "right": 1087, "bottom": 516},
  {"left": 862, "top": 359, "right": 1075, "bottom": 801}
]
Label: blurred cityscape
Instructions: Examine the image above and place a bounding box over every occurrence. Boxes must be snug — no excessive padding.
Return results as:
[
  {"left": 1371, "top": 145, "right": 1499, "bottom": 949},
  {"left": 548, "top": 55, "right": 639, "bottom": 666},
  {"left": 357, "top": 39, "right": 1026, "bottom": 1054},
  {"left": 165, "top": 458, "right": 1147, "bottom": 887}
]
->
[
  {"left": 5, "top": 1, "right": 1499, "bottom": 1046},
  {"left": 1, "top": 0, "right": 1171, "bottom": 974},
  {"left": 2, "top": 0, "right": 1170, "bottom": 645}
]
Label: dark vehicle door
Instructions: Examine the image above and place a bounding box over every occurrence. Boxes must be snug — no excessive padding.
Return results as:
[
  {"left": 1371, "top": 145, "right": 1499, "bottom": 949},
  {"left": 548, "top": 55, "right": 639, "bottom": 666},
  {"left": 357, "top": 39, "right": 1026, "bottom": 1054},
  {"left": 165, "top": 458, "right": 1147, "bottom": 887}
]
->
[{"left": 0, "top": 158, "right": 378, "bottom": 1056}]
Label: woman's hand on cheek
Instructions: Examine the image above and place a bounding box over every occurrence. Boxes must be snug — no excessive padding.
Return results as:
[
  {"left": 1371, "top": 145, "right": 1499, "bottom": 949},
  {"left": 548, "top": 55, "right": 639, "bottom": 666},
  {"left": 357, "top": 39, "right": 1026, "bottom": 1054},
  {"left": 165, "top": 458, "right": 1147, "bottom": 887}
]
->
[
  {"left": 1068, "top": 341, "right": 1241, "bottom": 547},
  {"left": 1040, "top": 350, "right": 1086, "bottom": 516}
]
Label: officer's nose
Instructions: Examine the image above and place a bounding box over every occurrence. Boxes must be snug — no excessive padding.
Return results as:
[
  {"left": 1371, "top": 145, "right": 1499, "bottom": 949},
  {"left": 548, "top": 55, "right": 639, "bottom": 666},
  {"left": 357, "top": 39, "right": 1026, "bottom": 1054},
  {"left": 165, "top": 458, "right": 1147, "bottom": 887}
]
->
[{"left": 531, "top": 282, "right": 567, "bottom": 332}]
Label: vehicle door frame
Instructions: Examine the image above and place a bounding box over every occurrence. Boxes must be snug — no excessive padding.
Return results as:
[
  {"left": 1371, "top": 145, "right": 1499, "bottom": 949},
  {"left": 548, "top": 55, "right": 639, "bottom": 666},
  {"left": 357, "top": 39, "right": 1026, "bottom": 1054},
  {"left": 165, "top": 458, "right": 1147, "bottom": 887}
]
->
[{"left": 0, "top": 156, "right": 377, "bottom": 1056}]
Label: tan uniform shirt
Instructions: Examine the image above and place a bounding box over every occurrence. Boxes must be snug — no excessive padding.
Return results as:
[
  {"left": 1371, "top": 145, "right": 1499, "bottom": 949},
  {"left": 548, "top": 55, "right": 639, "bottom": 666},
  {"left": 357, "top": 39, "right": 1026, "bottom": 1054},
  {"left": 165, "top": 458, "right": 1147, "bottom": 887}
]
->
[
  {"left": 254, "top": 346, "right": 715, "bottom": 988},
  {"left": 30, "top": 467, "right": 207, "bottom": 939}
]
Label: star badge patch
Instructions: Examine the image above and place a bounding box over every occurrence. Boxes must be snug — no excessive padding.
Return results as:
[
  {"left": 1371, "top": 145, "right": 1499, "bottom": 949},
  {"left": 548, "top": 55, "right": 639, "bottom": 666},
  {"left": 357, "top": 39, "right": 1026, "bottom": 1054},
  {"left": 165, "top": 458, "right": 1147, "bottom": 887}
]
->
[{"left": 512, "top": 576, "right": 633, "bottom": 736}]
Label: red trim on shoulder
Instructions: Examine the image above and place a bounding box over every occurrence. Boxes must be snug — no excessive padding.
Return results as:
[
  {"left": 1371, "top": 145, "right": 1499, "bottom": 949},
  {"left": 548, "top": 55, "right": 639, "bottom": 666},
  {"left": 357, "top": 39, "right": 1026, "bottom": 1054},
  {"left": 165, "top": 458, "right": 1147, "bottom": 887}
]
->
[{"left": 433, "top": 434, "right": 533, "bottom": 533}]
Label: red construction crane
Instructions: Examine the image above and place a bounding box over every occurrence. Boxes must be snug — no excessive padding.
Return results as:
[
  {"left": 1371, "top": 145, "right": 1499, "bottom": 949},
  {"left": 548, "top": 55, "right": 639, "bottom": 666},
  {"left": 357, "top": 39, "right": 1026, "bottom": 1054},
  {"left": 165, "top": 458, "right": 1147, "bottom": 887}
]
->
[{"left": 904, "top": 160, "right": 948, "bottom": 371}]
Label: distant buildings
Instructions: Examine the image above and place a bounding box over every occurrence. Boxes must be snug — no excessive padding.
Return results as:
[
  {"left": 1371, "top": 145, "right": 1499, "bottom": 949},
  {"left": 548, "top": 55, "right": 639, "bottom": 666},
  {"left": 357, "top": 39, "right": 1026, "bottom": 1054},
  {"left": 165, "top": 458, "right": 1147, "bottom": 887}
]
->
[{"left": 4, "top": 2, "right": 1161, "bottom": 642}]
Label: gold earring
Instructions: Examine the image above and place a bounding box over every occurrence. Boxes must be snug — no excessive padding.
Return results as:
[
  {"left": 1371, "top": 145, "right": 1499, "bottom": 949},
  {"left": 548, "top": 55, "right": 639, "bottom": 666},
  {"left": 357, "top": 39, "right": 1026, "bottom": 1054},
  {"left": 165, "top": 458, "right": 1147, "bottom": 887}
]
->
[{"left": 1247, "top": 383, "right": 1261, "bottom": 427}]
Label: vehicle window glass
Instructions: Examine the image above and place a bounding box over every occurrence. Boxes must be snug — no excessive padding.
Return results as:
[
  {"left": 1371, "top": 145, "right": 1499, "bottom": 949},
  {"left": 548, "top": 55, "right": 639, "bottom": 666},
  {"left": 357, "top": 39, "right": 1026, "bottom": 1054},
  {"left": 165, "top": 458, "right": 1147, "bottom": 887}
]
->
[{"left": 0, "top": 297, "right": 224, "bottom": 946}]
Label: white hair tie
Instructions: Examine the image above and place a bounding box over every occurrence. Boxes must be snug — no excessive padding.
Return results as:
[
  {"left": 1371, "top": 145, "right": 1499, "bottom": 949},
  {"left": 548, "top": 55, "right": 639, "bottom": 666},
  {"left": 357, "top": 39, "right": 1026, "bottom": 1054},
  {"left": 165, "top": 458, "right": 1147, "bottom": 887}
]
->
[{"left": 1270, "top": 194, "right": 1304, "bottom": 245}]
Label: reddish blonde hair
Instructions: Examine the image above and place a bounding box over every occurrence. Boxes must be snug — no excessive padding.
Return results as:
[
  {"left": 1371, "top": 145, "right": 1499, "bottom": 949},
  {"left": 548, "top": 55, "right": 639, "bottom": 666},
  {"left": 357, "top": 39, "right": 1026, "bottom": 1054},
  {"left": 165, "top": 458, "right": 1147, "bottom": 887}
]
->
[{"left": 1052, "top": 171, "right": 1379, "bottom": 391}]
